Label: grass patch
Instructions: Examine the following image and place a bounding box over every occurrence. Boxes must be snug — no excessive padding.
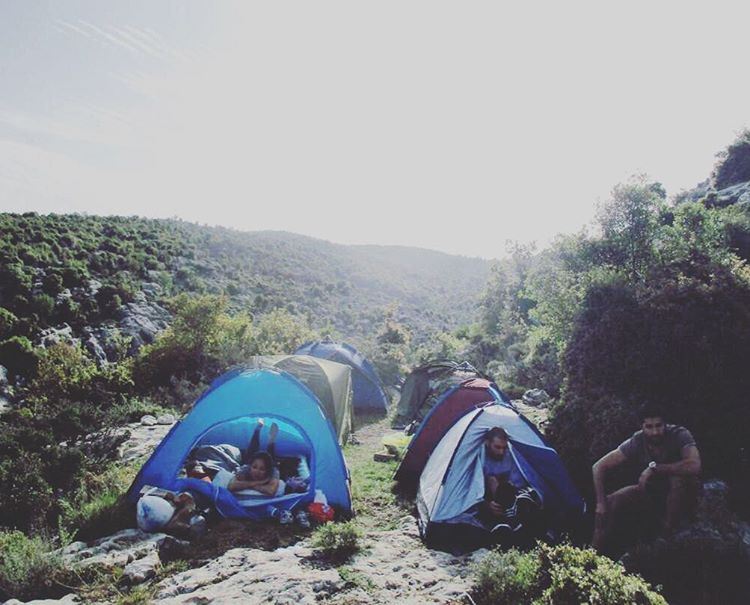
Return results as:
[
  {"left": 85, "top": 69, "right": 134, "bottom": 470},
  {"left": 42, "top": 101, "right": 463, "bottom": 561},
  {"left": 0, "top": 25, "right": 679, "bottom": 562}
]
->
[
  {"left": 337, "top": 565, "right": 376, "bottom": 593},
  {"left": 59, "top": 461, "right": 140, "bottom": 541},
  {"left": 76, "top": 559, "right": 190, "bottom": 605},
  {"left": 312, "top": 521, "right": 362, "bottom": 563},
  {"left": 344, "top": 415, "right": 413, "bottom": 531},
  {"left": 0, "top": 530, "right": 69, "bottom": 602}
]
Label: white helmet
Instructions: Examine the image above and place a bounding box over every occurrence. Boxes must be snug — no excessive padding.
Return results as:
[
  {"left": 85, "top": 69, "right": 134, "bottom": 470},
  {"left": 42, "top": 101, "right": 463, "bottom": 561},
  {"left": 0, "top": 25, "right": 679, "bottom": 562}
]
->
[{"left": 137, "top": 495, "right": 175, "bottom": 532}]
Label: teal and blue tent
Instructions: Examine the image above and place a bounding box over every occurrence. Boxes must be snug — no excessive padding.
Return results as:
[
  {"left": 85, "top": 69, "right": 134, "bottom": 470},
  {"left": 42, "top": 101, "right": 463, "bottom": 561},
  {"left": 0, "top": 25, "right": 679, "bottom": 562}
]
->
[
  {"left": 417, "top": 403, "right": 584, "bottom": 552},
  {"left": 127, "top": 367, "right": 352, "bottom": 520},
  {"left": 294, "top": 338, "right": 389, "bottom": 413}
]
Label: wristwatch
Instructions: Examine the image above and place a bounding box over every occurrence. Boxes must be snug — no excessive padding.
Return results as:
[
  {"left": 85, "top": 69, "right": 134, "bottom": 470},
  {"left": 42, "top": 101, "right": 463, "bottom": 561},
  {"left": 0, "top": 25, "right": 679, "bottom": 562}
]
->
[{"left": 648, "top": 461, "right": 657, "bottom": 471}]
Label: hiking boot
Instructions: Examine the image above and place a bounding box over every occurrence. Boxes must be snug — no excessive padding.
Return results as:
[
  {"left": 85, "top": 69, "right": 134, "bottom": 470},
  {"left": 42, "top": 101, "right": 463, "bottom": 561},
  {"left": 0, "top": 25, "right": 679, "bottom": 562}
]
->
[
  {"left": 295, "top": 510, "right": 311, "bottom": 529},
  {"left": 278, "top": 509, "right": 293, "bottom": 525}
]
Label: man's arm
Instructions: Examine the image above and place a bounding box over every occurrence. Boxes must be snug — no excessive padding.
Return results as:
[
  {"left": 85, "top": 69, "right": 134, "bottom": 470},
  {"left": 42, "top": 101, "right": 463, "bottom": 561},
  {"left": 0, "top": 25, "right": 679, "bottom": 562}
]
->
[
  {"left": 654, "top": 445, "right": 701, "bottom": 476},
  {"left": 592, "top": 449, "right": 627, "bottom": 513}
]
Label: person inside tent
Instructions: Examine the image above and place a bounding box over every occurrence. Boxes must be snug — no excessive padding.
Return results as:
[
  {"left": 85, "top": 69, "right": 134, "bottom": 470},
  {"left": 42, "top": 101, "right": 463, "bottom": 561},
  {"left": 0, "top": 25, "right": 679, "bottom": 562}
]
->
[
  {"left": 210, "top": 420, "right": 284, "bottom": 496},
  {"left": 185, "top": 419, "right": 310, "bottom": 526},
  {"left": 479, "top": 427, "right": 542, "bottom": 543}
]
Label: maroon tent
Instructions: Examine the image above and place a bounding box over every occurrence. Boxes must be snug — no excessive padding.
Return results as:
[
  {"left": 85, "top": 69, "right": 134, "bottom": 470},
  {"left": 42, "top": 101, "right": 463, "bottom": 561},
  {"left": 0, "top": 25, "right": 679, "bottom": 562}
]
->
[{"left": 393, "top": 378, "right": 503, "bottom": 483}]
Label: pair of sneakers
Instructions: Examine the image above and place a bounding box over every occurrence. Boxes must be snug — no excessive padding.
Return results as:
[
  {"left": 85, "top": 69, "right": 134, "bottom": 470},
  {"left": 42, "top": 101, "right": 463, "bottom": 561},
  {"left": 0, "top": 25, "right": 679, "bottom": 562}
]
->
[{"left": 278, "top": 509, "right": 311, "bottom": 528}]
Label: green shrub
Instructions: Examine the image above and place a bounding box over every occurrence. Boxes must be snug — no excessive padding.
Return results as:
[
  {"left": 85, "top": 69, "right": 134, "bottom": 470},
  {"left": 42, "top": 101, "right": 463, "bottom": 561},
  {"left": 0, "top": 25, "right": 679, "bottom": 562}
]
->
[
  {"left": 548, "top": 264, "right": 750, "bottom": 494},
  {"left": 0, "top": 336, "right": 38, "bottom": 377},
  {"left": 0, "top": 530, "right": 66, "bottom": 602},
  {"left": 312, "top": 521, "right": 362, "bottom": 562},
  {"left": 712, "top": 129, "right": 750, "bottom": 190},
  {"left": 472, "top": 548, "right": 540, "bottom": 604},
  {"left": 59, "top": 463, "right": 138, "bottom": 541},
  {"left": 0, "top": 450, "right": 55, "bottom": 531},
  {"left": 0, "top": 308, "right": 18, "bottom": 339},
  {"left": 471, "top": 544, "right": 666, "bottom": 605},
  {"left": 31, "top": 293, "right": 55, "bottom": 321},
  {"left": 41, "top": 273, "right": 64, "bottom": 297}
]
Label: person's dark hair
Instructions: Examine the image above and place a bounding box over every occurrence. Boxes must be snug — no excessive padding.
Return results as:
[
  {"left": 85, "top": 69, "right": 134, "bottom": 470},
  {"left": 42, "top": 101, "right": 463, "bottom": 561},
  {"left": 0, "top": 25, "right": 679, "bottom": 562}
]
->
[
  {"left": 638, "top": 403, "right": 667, "bottom": 423},
  {"left": 247, "top": 451, "right": 274, "bottom": 478},
  {"left": 486, "top": 427, "right": 509, "bottom": 442}
]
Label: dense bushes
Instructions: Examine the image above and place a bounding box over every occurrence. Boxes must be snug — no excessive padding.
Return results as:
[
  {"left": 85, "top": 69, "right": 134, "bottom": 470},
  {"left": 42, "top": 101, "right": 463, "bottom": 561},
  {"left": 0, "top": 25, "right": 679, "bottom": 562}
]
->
[
  {"left": 548, "top": 259, "right": 750, "bottom": 495},
  {"left": 0, "top": 531, "right": 67, "bottom": 602},
  {"left": 471, "top": 544, "right": 666, "bottom": 605},
  {"left": 132, "top": 295, "right": 314, "bottom": 393},
  {"left": 712, "top": 128, "right": 750, "bottom": 190},
  {"left": 0, "top": 336, "right": 38, "bottom": 376},
  {"left": 0, "top": 344, "right": 131, "bottom": 531}
]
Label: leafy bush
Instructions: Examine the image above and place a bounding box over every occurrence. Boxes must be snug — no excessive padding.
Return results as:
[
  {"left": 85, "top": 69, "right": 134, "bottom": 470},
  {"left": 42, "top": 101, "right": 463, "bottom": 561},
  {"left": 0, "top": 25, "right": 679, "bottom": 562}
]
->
[
  {"left": 312, "top": 521, "right": 362, "bottom": 562},
  {"left": 712, "top": 129, "right": 750, "bottom": 190},
  {"left": 0, "top": 530, "right": 67, "bottom": 602},
  {"left": 59, "top": 463, "right": 138, "bottom": 541},
  {"left": 0, "top": 307, "right": 18, "bottom": 339},
  {"left": 548, "top": 263, "right": 750, "bottom": 494},
  {"left": 471, "top": 543, "right": 666, "bottom": 605},
  {"left": 0, "top": 336, "right": 38, "bottom": 377}
]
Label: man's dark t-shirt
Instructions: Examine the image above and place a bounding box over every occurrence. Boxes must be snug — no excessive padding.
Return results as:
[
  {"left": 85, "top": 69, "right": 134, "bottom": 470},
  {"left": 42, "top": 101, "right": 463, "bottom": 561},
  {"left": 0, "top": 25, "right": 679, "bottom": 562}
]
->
[{"left": 618, "top": 424, "right": 696, "bottom": 468}]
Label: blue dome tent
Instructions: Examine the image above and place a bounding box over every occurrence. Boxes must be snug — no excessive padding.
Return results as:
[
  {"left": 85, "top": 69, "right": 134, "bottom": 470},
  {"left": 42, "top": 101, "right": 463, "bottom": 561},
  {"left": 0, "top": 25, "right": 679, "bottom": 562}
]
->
[
  {"left": 294, "top": 338, "right": 389, "bottom": 413},
  {"left": 417, "top": 403, "right": 584, "bottom": 552},
  {"left": 127, "top": 367, "right": 352, "bottom": 520}
]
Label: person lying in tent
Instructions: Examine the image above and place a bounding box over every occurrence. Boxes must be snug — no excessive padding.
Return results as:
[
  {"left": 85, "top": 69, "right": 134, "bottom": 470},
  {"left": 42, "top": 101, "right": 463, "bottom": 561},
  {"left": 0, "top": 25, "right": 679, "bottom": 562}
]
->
[
  {"left": 479, "top": 427, "right": 543, "bottom": 543},
  {"left": 591, "top": 404, "right": 701, "bottom": 553},
  {"left": 202, "top": 420, "right": 285, "bottom": 496},
  {"left": 185, "top": 419, "right": 310, "bottom": 526}
]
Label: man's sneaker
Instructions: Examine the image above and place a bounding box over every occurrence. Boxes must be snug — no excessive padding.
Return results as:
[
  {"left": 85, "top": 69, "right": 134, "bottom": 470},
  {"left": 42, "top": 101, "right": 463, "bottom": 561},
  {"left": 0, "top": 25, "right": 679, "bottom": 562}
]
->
[
  {"left": 295, "top": 510, "right": 311, "bottom": 529},
  {"left": 278, "top": 509, "right": 293, "bottom": 525}
]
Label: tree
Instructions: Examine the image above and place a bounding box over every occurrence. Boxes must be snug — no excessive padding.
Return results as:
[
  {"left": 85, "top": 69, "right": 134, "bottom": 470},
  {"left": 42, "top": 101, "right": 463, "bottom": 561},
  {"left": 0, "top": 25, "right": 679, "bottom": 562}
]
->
[
  {"left": 595, "top": 177, "right": 666, "bottom": 281},
  {"left": 712, "top": 128, "right": 750, "bottom": 190}
]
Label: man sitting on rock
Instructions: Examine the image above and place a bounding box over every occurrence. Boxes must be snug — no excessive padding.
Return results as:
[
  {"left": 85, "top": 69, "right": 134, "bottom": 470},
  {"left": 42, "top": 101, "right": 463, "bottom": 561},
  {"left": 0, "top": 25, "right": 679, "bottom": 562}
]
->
[{"left": 592, "top": 404, "right": 702, "bottom": 552}]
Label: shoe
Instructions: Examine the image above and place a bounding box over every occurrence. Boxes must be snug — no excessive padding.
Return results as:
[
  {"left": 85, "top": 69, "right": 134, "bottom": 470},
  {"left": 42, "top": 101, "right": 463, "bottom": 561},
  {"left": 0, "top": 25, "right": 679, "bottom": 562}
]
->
[
  {"left": 278, "top": 509, "right": 293, "bottom": 525},
  {"left": 295, "top": 510, "right": 311, "bottom": 528}
]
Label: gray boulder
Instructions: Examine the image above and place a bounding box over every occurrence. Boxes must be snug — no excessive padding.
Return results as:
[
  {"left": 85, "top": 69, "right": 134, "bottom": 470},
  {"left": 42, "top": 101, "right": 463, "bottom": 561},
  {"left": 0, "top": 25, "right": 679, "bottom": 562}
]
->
[
  {"left": 714, "top": 181, "right": 750, "bottom": 207},
  {"left": 522, "top": 388, "right": 551, "bottom": 407},
  {"left": 81, "top": 325, "right": 130, "bottom": 364},
  {"left": 118, "top": 301, "right": 171, "bottom": 354},
  {"left": 157, "top": 413, "right": 176, "bottom": 425},
  {"left": 36, "top": 324, "right": 77, "bottom": 349},
  {"left": 141, "top": 282, "right": 164, "bottom": 300}
]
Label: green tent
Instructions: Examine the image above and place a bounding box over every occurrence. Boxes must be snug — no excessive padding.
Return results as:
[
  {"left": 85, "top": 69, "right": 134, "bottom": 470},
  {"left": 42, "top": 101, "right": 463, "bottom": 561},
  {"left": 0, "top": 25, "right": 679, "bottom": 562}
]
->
[{"left": 245, "top": 355, "right": 353, "bottom": 445}]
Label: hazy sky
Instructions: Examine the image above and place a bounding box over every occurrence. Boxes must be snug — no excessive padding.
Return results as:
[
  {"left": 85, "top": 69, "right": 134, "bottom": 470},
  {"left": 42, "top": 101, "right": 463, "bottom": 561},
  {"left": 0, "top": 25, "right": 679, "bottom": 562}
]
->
[{"left": 1, "top": 1, "right": 749, "bottom": 259}]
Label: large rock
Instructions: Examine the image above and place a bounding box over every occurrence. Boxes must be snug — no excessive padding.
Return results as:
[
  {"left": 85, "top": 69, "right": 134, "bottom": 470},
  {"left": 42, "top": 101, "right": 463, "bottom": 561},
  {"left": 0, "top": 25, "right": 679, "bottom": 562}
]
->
[
  {"left": 36, "top": 324, "right": 77, "bottom": 349},
  {"left": 61, "top": 528, "right": 185, "bottom": 572},
  {"left": 118, "top": 301, "right": 171, "bottom": 354},
  {"left": 117, "top": 420, "right": 174, "bottom": 463},
  {"left": 522, "top": 388, "right": 551, "bottom": 407}
]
